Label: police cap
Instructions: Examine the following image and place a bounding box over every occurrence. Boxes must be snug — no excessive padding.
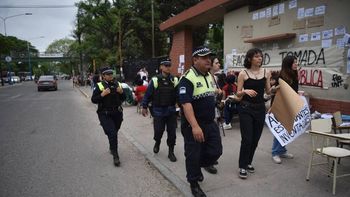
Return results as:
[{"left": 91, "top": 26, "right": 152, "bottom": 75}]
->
[
  {"left": 100, "top": 66, "right": 113, "bottom": 75},
  {"left": 160, "top": 59, "right": 171, "bottom": 67},
  {"left": 192, "top": 46, "right": 214, "bottom": 57}
]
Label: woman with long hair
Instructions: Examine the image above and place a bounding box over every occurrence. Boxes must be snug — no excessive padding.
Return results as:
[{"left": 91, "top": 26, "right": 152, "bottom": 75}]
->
[
  {"left": 271, "top": 55, "right": 298, "bottom": 164},
  {"left": 236, "top": 48, "right": 274, "bottom": 179}
]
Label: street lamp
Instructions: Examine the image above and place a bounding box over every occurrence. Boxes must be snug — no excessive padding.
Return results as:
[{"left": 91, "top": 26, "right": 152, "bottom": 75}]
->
[
  {"left": 0, "top": 13, "right": 32, "bottom": 85},
  {"left": 27, "top": 36, "right": 44, "bottom": 80},
  {"left": 0, "top": 13, "right": 32, "bottom": 36}
]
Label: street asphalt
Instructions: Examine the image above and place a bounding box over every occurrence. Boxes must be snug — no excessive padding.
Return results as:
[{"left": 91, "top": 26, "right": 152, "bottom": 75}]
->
[{"left": 78, "top": 85, "right": 350, "bottom": 197}]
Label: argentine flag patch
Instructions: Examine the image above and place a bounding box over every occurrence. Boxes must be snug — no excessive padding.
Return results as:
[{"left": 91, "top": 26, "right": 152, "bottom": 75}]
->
[{"left": 179, "top": 87, "right": 186, "bottom": 94}]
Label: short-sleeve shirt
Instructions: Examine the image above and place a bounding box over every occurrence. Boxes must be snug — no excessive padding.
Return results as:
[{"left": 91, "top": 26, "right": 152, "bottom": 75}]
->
[{"left": 178, "top": 67, "right": 216, "bottom": 123}]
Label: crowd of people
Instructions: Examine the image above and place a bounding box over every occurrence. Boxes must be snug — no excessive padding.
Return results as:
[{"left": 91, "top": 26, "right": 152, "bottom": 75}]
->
[{"left": 90, "top": 46, "right": 301, "bottom": 197}]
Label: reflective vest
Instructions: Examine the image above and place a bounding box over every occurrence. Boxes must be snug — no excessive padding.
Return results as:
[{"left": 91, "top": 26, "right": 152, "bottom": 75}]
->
[
  {"left": 182, "top": 67, "right": 215, "bottom": 100},
  {"left": 151, "top": 75, "right": 178, "bottom": 106},
  {"left": 97, "top": 81, "right": 122, "bottom": 110}
]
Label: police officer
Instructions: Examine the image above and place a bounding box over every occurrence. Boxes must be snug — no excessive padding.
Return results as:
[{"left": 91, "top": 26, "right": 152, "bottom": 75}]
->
[
  {"left": 178, "top": 46, "right": 223, "bottom": 197},
  {"left": 141, "top": 59, "right": 178, "bottom": 162},
  {"left": 91, "top": 67, "right": 125, "bottom": 167}
]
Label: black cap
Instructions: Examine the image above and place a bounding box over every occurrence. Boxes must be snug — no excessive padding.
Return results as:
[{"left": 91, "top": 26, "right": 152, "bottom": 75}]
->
[
  {"left": 160, "top": 59, "right": 171, "bottom": 66},
  {"left": 100, "top": 66, "right": 113, "bottom": 75},
  {"left": 192, "top": 46, "right": 214, "bottom": 57}
]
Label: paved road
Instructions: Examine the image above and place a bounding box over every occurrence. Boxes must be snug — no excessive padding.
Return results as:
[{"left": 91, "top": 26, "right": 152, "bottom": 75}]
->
[{"left": 0, "top": 80, "right": 181, "bottom": 197}]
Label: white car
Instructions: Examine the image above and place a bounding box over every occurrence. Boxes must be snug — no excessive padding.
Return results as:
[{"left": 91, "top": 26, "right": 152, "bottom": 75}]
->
[{"left": 11, "top": 76, "right": 21, "bottom": 83}]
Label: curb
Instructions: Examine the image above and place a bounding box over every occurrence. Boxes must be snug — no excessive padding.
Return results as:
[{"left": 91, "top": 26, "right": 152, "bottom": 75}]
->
[
  {"left": 76, "top": 86, "right": 90, "bottom": 98},
  {"left": 122, "top": 130, "right": 192, "bottom": 197},
  {"left": 77, "top": 86, "right": 192, "bottom": 197}
]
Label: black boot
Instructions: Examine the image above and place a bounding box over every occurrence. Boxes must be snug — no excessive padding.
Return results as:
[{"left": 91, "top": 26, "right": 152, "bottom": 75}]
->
[
  {"left": 168, "top": 146, "right": 177, "bottom": 162},
  {"left": 153, "top": 141, "right": 160, "bottom": 153},
  {"left": 203, "top": 165, "right": 217, "bottom": 174},
  {"left": 190, "top": 181, "right": 206, "bottom": 197},
  {"left": 113, "top": 153, "right": 120, "bottom": 167}
]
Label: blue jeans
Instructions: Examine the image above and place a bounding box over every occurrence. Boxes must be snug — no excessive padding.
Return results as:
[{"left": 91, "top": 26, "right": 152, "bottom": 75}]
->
[
  {"left": 272, "top": 137, "right": 287, "bottom": 156},
  {"left": 224, "top": 102, "right": 238, "bottom": 124}
]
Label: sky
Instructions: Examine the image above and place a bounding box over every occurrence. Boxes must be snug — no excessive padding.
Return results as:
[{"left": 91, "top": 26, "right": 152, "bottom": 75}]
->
[{"left": 0, "top": 0, "right": 79, "bottom": 52}]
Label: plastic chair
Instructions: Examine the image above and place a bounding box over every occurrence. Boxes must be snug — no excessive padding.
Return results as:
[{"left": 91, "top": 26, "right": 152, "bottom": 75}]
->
[{"left": 306, "top": 118, "right": 350, "bottom": 195}]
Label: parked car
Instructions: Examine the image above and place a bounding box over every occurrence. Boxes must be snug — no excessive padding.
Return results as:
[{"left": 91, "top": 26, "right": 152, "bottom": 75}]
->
[
  {"left": 37, "top": 75, "right": 58, "bottom": 91},
  {"left": 11, "top": 76, "right": 21, "bottom": 83}
]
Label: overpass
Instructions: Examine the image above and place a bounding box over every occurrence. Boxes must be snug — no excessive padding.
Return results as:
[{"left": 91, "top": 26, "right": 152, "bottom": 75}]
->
[{"left": 1, "top": 53, "right": 79, "bottom": 63}]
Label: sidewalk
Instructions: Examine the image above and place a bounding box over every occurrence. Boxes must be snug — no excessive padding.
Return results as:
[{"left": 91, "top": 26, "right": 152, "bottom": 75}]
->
[{"left": 78, "top": 86, "right": 350, "bottom": 197}]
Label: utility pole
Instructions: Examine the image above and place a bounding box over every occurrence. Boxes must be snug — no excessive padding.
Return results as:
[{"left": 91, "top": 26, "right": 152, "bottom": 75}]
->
[
  {"left": 118, "top": 15, "right": 122, "bottom": 76},
  {"left": 151, "top": 0, "right": 155, "bottom": 58}
]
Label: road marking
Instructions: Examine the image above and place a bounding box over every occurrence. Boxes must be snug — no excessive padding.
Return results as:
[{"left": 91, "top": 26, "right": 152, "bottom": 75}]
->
[{"left": 10, "top": 94, "right": 21, "bottom": 99}]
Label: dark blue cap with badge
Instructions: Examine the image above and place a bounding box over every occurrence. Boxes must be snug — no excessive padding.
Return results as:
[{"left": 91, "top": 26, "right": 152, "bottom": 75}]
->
[
  {"left": 160, "top": 59, "right": 171, "bottom": 66},
  {"left": 192, "top": 46, "right": 214, "bottom": 57},
  {"left": 100, "top": 66, "right": 113, "bottom": 75}
]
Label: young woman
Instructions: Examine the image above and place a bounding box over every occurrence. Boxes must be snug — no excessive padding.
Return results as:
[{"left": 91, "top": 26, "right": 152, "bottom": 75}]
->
[
  {"left": 205, "top": 56, "right": 223, "bottom": 174},
  {"left": 271, "top": 55, "right": 298, "bottom": 164},
  {"left": 236, "top": 48, "right": 274, "bottom": 179}
]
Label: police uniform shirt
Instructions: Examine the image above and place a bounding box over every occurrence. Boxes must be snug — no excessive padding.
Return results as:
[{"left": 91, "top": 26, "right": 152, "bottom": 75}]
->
[
  {"left": 91, "top": 80, "right": 125, "bottom": 112},
  {"left": 141, "top": 76, "right": 177, "bottom": 117},
  {"left": 178, "top": 66, "right": 216, "bottom": 122}
]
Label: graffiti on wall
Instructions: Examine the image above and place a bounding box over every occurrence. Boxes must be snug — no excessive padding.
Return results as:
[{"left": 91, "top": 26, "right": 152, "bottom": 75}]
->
[{"left": 331, "top": 74, "right": 343, "bottom": 87}]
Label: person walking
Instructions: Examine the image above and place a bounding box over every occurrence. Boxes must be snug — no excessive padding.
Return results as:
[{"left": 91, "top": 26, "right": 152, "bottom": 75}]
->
[
  {"left": 204, "top": 56, "right": 224, "bottom": 175},
  {"left": 91, "top": 67, "right": 125, "bottom": 167},
  {"left": 141, "top": 59, "right": 178, "bottom": 162},
  {"left": 178, "top": 46, "right": 223, "bottom": 197},
  {"left": 235, "top": 48, "right": 274, "bottom": 179},
  {"left": 271, "top": 55, "right": 298, "bottom": 164}
]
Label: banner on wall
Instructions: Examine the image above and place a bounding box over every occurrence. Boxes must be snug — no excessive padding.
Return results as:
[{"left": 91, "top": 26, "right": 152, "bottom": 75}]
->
[
  {"left": 226, "top": 46, "right": 347, "bottom": 88},
  {"left": 229, "top": 46, "right": 343, "bottom": 68}
]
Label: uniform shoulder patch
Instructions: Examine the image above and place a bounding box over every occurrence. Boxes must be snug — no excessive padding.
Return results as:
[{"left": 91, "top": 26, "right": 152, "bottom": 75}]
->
[{"left": 179, "top": 87, "right": 186, "bottom": 94}]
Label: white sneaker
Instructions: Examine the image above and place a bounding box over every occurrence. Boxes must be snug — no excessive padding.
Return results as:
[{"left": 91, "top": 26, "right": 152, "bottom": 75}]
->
[
  {"left": 223, "top": 123, "right": 232, "bottom": 130},
  {"left": 280, "top": 153, "right": 294, "bottom": 159},
  {"left": 272, "top": 155, "right": 282, "bottom": 164}
]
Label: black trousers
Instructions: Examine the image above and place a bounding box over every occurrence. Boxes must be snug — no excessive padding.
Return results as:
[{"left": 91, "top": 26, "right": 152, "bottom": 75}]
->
[
  {"left": 182, "top": 121, "right": 222, "bottom": 182},
  {"left": 153, "top": 113, "right": 177, "bottom": 146},
  {"left": 98, "top": 110, "right": 123, "bottom": 155},
  {"left": 238, "top": 103, "right": 265, "bottom": 169}
]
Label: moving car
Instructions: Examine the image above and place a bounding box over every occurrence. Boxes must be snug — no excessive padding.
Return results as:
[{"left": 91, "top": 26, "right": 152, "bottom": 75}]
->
[{"left": 37, "top": 75, "right": 58, "bottom": 91}]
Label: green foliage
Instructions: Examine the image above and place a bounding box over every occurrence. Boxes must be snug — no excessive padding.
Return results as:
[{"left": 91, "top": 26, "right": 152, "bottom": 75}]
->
[
  {"left": 46, "top": 38, "right": 74, "bottom": 54},
  {"left": 70, "top": 0, "right": 223, "bottom": 76},
  {"left": 207, "top": 23, "right": 224, "bottom": 61},
  {"left": 0, "top": 34, "right": 39, "bottom": 73}
]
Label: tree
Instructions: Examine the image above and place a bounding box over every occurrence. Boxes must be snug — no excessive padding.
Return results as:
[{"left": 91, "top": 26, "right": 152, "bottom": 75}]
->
[
  {"left": 46, "top": 38, "right": 74, "bottom": 54},
  {"left": 0, "top": 34, "right": 39, "bottom": 73}
]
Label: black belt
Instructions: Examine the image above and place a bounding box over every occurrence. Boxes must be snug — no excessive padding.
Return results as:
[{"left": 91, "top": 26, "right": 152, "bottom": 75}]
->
[
  {"left": 102, "top": 106, "right": 123, "bottom": 112},
  {"left": 240, "top": 101, "right": 265, "bottom": 109}
]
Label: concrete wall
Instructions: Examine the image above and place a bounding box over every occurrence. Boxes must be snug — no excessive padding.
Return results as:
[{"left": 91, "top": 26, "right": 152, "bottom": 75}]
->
[{"left": 223, "top": 0, "right": 350, "bottom": 113}]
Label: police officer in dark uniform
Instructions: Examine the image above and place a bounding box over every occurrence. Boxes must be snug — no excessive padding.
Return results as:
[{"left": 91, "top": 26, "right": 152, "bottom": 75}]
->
[
  {"left": 91, "top": 67, "right": 125, "bottom": 167},
  {"left": 141, "top": 59, "right": 178, "bottom": 162},
  {"left": 178, "top": 46, "right": 223, "bottom": 197}
]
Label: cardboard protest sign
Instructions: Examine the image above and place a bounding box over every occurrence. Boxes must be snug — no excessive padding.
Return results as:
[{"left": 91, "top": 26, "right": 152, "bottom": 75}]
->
[
  {"left": 270, "top": 79, "right": 304, "bottom": 133},
  {"left": 265, "top": 96, "right": 311, "bottom": 146}
]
